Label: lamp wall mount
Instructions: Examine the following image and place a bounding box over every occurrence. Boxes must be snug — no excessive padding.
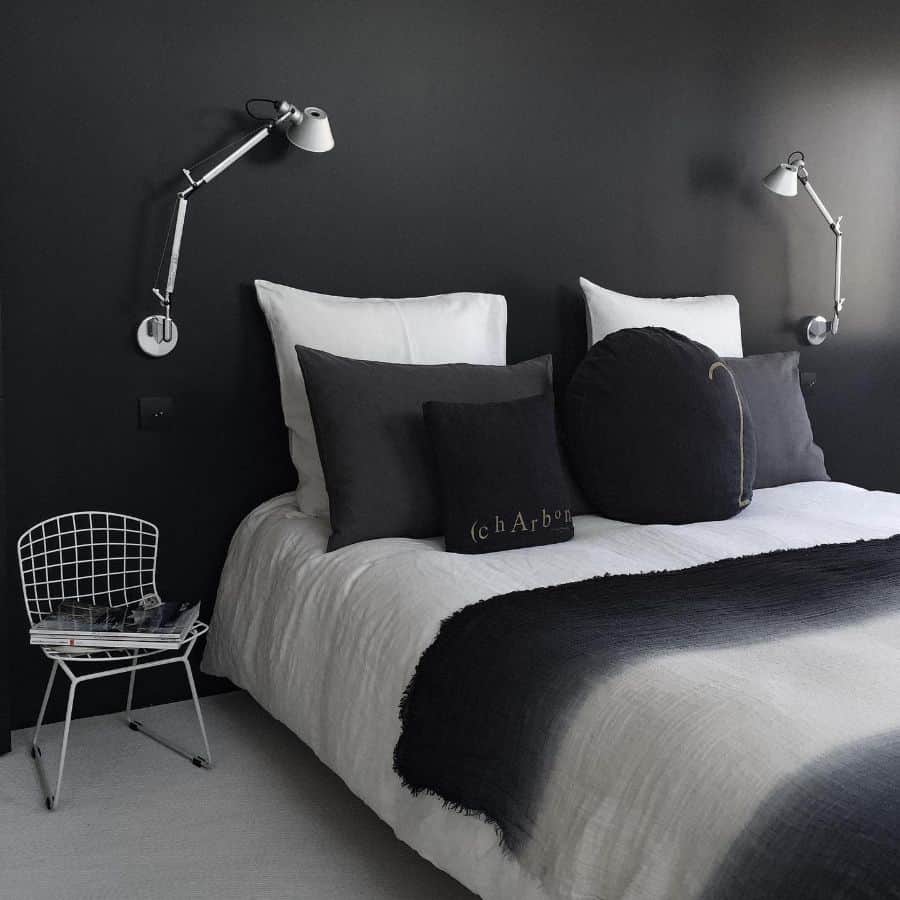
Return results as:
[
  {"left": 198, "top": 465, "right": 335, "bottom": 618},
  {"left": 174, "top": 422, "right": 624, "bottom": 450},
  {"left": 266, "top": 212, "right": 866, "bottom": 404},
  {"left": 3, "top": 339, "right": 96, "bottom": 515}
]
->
[
  {"left": 763, "top": 150, "right": 845, "bottom": 346},
  {"left": 138, "top": 98, "right": 334, "bottom": 357}
]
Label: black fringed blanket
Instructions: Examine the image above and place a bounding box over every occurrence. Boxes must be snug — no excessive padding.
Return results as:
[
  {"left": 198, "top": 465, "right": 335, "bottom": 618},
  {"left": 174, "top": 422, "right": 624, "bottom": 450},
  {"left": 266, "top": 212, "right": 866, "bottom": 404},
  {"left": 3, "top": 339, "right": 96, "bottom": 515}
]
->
[{"left": 395, "top": 536, "right": 900, "bottom": 898}]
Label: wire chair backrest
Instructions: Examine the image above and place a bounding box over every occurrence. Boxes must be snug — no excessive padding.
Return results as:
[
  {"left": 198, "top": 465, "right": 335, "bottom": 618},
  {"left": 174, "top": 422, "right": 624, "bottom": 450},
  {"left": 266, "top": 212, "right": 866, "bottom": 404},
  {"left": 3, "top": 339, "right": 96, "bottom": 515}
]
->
[{"left": 18, "top": 512, "right": 160, "bottom": 626}]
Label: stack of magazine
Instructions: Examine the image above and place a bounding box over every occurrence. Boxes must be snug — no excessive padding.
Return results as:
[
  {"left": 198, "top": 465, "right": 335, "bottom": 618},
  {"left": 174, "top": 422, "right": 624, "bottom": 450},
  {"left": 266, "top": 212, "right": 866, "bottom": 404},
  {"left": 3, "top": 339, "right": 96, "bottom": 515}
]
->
[{"left": 30, "top": 595, "right": 199, "bottom": 651}]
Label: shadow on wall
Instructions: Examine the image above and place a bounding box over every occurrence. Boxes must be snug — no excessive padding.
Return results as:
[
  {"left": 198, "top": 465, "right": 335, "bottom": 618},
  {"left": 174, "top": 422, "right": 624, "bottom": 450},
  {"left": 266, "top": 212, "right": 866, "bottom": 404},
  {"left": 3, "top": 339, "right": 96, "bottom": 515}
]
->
[
  {"left": 689, "top": 154, "right": 740, "bottom": 195},
  {"left": 687, "top": 151, "right": 799, "bottom": 347}
]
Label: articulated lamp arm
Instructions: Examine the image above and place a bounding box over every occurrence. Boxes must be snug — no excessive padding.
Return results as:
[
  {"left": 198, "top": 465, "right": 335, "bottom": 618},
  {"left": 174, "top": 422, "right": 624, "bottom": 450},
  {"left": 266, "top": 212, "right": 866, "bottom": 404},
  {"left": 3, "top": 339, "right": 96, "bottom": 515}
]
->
[
  {"left": 763, "top": 150, "right": 844, "bottom": 346},
  {"left": 141, "top": 103, "right": 300, "bottom": 356},
  {"left": 138, "top": 98, "right": 334, "bottom": 357},
  {"left": 797, "top": 164, "right": 844, "bottom": 340}
]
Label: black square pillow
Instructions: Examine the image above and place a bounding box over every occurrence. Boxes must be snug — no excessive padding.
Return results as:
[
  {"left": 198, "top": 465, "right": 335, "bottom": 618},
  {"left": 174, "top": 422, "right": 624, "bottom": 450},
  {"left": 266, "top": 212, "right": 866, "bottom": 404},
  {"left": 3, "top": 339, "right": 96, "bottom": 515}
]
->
[
  {"left": 296, "top": 347, "right": 554, "bottom": 550},
  {"left": 423, "top": 392, "right": 574, "bottom": 554},
  {"left": 724, "top": 352, "right": 828, "bottom": 488}
]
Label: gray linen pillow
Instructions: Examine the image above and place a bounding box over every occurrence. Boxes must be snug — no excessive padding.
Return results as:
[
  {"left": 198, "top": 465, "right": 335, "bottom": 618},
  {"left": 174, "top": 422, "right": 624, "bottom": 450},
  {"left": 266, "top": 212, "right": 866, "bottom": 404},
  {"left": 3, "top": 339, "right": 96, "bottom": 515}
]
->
[
  {"left": 724, "top": 352, "right": 828, "bottom": 488},
  {"left": 296, "top": 347, "right": 553, "bottom": 550}
]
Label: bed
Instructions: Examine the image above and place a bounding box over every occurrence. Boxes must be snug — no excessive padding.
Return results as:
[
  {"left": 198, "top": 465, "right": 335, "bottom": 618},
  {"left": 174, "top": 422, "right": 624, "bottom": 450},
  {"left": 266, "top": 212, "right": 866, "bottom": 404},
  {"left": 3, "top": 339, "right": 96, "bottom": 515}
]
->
[{"left": 202, "top": 480, "right": 900, "bottom": 900}]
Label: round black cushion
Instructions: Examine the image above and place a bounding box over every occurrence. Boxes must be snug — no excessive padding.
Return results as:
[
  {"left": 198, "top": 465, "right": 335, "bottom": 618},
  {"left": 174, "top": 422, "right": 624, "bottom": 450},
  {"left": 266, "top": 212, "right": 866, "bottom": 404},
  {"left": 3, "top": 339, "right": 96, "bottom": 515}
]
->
[{"left": 565, "top": 327, "right": 756, "bottom": 524}]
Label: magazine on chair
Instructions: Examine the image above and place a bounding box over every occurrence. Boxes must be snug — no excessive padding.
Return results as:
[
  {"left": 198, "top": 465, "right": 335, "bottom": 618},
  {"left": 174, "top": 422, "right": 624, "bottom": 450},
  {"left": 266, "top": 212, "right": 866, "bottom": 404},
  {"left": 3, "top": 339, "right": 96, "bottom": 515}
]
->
[{"left": 30, "top": 595, "right": 199, "bottom": 650}]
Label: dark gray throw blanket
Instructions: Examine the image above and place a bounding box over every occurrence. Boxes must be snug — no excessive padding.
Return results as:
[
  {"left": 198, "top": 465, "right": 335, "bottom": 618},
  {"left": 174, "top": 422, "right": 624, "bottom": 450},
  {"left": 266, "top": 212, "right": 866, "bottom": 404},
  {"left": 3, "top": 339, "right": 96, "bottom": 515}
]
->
[{"left": 394, "top": 536, "right": 900, "bottom": 899}]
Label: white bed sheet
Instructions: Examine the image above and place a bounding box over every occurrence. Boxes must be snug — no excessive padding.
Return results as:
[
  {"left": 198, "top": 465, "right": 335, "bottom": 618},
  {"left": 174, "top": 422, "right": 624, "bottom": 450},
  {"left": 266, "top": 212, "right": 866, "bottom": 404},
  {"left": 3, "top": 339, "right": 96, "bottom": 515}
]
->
[{"left": 202, "top": 482, "right": 900, "bottom": 899}]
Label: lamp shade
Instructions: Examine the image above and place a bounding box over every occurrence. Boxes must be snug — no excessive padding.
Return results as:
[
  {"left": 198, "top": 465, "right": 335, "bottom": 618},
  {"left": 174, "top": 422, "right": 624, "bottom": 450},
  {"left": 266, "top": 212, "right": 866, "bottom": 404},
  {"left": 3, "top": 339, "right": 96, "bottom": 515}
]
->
[
  {"left": 763, "top": 163, "right": 798, "bottom": 197},
  {"left": 286, "top": 107, "right": 334, "bottom": 153}
]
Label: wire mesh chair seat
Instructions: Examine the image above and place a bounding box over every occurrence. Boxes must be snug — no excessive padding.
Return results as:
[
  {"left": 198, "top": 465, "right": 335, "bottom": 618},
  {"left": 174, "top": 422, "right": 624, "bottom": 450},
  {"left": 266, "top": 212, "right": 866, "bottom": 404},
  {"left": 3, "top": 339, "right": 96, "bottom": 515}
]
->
[{"left": 17, "top": 512, "right": 212, "bottom": 810}]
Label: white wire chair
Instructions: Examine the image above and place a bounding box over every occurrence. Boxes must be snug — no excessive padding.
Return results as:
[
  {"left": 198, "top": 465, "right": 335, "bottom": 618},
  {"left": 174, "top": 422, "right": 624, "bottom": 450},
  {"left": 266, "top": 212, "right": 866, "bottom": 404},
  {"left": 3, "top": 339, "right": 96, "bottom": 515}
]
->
[{"left": 18, "top": 511, "right": 212, "bottom": 810}]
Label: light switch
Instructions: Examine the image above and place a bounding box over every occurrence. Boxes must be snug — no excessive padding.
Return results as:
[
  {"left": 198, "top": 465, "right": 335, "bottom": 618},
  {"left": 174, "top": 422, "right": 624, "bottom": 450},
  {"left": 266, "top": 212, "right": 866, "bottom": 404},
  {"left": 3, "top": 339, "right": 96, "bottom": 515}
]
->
[{"left": 139, "top": 396, "right": 175, "bottom": 431}]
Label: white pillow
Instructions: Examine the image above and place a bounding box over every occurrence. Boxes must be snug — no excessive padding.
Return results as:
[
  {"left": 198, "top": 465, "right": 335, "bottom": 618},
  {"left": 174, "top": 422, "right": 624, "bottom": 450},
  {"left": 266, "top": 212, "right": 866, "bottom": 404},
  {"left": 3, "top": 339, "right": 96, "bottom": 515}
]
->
[
  {"left": 256, "top": 280, "right": 508, "bottom": 517},
  {"left": 580, "top": 277, "right": 743, "bottom": 358}
]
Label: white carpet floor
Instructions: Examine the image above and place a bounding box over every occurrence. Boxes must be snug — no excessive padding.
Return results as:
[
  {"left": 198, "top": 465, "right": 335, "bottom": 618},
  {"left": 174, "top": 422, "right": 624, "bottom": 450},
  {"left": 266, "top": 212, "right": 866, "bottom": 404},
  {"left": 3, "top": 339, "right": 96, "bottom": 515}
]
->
[{"left": 0, "top": 691, "right": 475, "bottom": 899}]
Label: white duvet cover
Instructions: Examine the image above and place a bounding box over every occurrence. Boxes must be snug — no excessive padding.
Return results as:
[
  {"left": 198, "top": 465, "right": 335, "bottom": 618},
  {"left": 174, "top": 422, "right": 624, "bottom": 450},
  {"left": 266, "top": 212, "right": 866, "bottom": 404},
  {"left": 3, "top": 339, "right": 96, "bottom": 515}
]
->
[{"left": 202, "top": 482, "right": 900, "bottom": 899}]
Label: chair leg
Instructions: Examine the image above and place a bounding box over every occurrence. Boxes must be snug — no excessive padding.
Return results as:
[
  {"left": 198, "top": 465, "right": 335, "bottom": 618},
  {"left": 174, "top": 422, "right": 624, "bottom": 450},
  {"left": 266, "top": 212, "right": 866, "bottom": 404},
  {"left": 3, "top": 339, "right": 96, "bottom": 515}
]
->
[
  {"left": 32, "top": 660, "right": 59, "bottom": 750},
  {"left": 125, "top": 652, "right": 138, "bottom": 719},
  {"left": 32, "top": 672, "right": 77, "bottom": 811},
  {"left": 183, "top": 659, "right": 212, "bottom": 767},
  {"left": 127, "top": 659, "right": 212, "bottom": 769},
  {"left": 50, "top": 680, "right": 77, "bottom": 810},
  {"left": 31, "top": 661, "right": 59, "bottom": 808}
]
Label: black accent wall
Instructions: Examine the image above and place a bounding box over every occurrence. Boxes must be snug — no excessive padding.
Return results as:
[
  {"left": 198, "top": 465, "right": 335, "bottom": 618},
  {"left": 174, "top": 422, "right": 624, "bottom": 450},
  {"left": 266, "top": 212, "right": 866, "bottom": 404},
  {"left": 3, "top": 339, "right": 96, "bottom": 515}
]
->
[
  {"left": 0, "top": 297, "right": 8, "bottom": 751},
  {"left": 2, "top": 0, "right": 900, "bottom": 731}
]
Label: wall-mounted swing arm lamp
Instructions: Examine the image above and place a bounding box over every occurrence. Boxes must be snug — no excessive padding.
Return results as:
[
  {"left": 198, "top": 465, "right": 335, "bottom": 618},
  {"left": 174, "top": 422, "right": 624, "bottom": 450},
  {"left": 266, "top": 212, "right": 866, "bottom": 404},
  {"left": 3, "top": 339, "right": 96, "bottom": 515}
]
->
[
  {"left": 138, "top": 98, "right": 334, "bottom": 357},
  {"left": 762, "top": 150, "right": 844, "bottom": 346}
]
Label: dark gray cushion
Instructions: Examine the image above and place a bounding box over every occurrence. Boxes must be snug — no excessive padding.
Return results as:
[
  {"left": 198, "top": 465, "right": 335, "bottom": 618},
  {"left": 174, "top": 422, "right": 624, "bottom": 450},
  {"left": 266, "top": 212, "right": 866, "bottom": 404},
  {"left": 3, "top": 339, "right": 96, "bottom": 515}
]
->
[
  {"left": 724, "top": 352, "right": 828, "bottom": 489},
  {"left": 296, "top": 347, "right": 553, "bottom": 551}
]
